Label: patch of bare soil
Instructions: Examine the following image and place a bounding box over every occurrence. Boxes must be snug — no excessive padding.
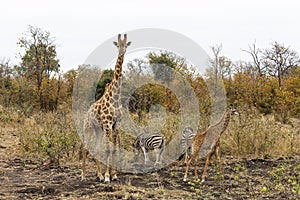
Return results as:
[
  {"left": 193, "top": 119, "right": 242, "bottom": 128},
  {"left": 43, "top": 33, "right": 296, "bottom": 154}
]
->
[{"left": 0, "top": 156, "right": 299, "bottom": 200}]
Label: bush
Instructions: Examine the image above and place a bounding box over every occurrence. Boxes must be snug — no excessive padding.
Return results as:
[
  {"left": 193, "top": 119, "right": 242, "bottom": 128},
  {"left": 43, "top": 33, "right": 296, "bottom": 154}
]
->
[
  {"left": 222, "top": 106, "right": 300, "bottom": 158},
  {"left": 18, "top": 110, "right": 80, "bottom": 166}
]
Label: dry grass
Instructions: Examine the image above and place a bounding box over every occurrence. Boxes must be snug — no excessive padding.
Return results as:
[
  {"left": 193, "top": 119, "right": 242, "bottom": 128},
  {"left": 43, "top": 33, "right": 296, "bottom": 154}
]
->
[
  {"left": 0, "top": 105, "right": 299, "bottom": 166},
  {"left": 222, "top": 107, "right": 300, "bottom": 158},
  {"left": 0, "top": 107, "right": 81, "bottom": 166}
]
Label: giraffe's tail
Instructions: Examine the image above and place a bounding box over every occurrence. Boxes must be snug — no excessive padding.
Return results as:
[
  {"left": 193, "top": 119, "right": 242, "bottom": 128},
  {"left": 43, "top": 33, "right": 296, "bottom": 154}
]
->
[{"left": 177, "top": 146, "right": 191, "bottom": 161}]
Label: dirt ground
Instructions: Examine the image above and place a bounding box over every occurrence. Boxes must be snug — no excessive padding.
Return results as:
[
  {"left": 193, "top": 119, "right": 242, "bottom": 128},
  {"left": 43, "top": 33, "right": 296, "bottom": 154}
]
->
[{"left": 0, "top": 127, "right": 299, "bottom": 199}]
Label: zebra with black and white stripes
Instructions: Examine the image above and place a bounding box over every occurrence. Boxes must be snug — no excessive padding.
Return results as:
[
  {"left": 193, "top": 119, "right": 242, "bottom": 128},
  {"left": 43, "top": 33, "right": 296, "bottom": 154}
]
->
[
  {"left": 132, "top": 133, "right": 165, "bottom": 166},
  {"left": 180, "top": 127, "right": 195, "bottom": 163}
]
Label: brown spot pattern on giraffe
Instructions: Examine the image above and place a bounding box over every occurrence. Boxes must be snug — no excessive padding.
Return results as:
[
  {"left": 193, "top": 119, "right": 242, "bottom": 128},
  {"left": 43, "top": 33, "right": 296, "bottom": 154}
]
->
[{"left": 81, "top": 33, "right": 130, "bottom": 183}]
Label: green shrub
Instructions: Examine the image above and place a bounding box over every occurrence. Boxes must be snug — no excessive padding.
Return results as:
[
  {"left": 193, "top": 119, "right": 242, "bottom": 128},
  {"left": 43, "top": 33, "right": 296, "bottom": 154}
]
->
[{"left": 18, "top": 111, "right": 80, "bottom": 166}]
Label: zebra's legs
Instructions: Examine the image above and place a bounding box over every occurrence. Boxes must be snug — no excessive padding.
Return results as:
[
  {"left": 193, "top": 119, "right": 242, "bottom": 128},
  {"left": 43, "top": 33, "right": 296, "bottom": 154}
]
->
[
  {"left": 141, "top": 146, "right": 149, "bottom": 164},
  {"left": 154, "top": 148, "right": 163, "bottom": 166}
]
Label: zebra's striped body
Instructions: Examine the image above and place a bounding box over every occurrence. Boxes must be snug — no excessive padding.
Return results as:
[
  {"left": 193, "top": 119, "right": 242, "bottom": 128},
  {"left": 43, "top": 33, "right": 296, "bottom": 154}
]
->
[
  {"left": 132, "top": 133, "right": 165, "bottom": 165},
  {"left": 180, "top": 127, "right": 195, "bottom": 163}
]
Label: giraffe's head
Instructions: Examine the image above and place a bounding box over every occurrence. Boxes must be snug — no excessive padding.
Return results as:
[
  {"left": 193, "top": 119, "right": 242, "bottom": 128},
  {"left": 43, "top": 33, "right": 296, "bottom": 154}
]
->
[{"left": 113, "top": 34, "right": 131, "bottom": 55}]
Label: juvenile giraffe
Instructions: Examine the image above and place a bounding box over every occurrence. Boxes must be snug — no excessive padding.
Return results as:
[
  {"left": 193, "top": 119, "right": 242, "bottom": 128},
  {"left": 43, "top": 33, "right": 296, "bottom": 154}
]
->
[
  {"left": 81, "top": 34, "right": 131, "bottom": 183},
  {"left": 183, "top": 107, "right": 235, "bottom": 182}
]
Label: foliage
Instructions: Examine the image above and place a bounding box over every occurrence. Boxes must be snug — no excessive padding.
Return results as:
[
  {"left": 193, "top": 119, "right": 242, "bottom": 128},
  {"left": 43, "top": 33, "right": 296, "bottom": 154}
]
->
[
  {"left": 222, "top": 106, "right": 300, "bottom": 158},
  {"left": 263, "top": 42, "right": 300, "bottom": 87},
  {"left": 18, "top": 25, "right": 59, "bottom": 79},
  {"left": 224, "top": 67, "right": 300, "bottom": 122},
  {"left": 95, "top": 69, "right": 114, "bottom": 100},
  {"left": 18, "top": 110, "right": 80, "bottom": 166},
  {"left": 63, "top": 69, "right": 78, "bottom": 97},
  {"left": 207, "top": 44, "right": 232, "bottom": 81},
  {"left": 17, "top": 25, "right": 60, "bottom": 110},
  {"left": 266, "top": 163, "right": 300, "bottom": 196},
  {"left": 148, "top": 51, "right": 184, "bottom": 83}
]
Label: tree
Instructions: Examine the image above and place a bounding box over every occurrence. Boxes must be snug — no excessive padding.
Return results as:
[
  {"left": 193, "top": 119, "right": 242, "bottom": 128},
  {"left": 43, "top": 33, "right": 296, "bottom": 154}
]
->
[
  {"left": 285, "top": 67, "right": 300, "bottom": 117},
  {"left": 207, "top": 44, "right": 232, "bottom": 83},
  {"left": 95, "top": 69, "right": 114, "bottom": 100},
  {"left": 218, "top": 56, "right": 232, "bottom": 79},
  {"left": 0, "top": 58, "right": 15, "bottom": 106},
  {"left": 148, "top": 51, "right": 184, "bottom": 84},
  {"left": 242, "top": 42, "right": 266, "bottom": 76},
  {"left": 263, "top": 42, "right": 300, "bottom": 87},
  {"left": 205, "top": 45, "right": 231, "bottom": 118},
  {"left": 147, "top": 51, "right": 186, "bottom": 112},
  {"left": 0, "top": 58, "right": 12, "bottom": 78},
  {"left": 63, "top": 69, "right": 78, "bottom": 97},
  {"left": 18, "top": 25, "right": 60, "bottom": 110},
  {"left": 125, "top": 58, "right": 150, "bottom": 121}
]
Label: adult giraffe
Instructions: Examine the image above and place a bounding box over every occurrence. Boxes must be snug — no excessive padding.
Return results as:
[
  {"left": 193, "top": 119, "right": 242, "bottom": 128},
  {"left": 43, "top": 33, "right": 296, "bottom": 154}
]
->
[{"left": 81, "top": 34, "right": 131, "bottom": 183}]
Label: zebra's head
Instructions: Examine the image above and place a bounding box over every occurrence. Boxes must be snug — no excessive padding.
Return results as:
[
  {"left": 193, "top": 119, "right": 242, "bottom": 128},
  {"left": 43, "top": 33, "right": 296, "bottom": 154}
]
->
[
  {"left": 132, "top": 137, "right": 141, "bottom": 156},
  {"left": 183, "top": 127, "right": 193, "bottom": 135}
]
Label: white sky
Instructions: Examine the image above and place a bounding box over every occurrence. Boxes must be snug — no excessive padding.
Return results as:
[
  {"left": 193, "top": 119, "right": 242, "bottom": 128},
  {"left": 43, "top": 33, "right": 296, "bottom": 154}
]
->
[{"left": 1, "top": 0, "right": 300, "bottom": 72}]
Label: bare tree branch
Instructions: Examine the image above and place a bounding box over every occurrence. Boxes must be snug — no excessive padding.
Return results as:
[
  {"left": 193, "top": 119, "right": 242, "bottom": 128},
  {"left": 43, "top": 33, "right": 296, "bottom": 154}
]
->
[{"left": 242, "top": 41, "right": 265, "bottom": 76}]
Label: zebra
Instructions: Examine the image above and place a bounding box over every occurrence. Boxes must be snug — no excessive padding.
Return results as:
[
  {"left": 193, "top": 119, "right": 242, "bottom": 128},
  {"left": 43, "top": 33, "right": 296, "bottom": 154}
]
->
[
  {"left": 132, "top": 133, "right": 165, "bottom": 166},
  {"left": 179, "top": 127, "right": 195, "bottom": 164}
]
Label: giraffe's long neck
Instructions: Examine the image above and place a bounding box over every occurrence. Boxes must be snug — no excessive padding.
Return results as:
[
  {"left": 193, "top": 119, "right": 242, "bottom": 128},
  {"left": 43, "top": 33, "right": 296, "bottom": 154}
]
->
[
  {"left": 107, "top": 52, "right": 125, "bottom": 106},
  {"left": 113, "top": 52, "right": 125, "bottom": 83},
  {"left": 210, "top": 109, "right": 230, "bottom": 134},
  {"left": 218, "top": 109, "right": 230, "bottom": 133}
]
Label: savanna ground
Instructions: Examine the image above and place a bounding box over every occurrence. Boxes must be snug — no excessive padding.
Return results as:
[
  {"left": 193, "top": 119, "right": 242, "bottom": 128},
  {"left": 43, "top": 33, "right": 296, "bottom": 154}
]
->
[{"left": 0, "top": 111, "right": 300, "bottom": 200}]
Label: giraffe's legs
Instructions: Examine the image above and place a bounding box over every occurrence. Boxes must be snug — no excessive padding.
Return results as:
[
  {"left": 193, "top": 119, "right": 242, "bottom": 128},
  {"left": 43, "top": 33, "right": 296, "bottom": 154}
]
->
[
  {"left": 96, "top": 160, "right": 104, "bottom": 181},
  {"left": 184, "top": 151, "right": 199, "bottom": 182},
  {"left": 81, "top": 146, "right": 87, "bottom": 180},
  {"left": 117, "top": 132, "right": 121, "bottom": 170},
  {"left": 183, "top": 156, "right": 192, "bottom": 182},
  {"left": 184, "top": 150, "right": 188, "bottom": 164},
  {"left": 115, "top": 126, "right": 122, "bottom": 171},
  {"left": 194, "top": 157, "right": 199, "bottom": 181},
  {"left": 81, "top": 123, "right": 91, "bottom": 181},
  {"left": 104, "top": 136, "right": 111, "bottom": 184},
  {"left": 93, "top": 126, "right": 104, "bottom": 182},
  {"left": 111, "top": 133, "right": 119, "bottom": 181},
  {"left": 215, "top": 144, "right": 223, "bottom": 178},
  {"left": 201, "top": 150, "right": 214, "bottom": 182},
  {"left": 201, "top": 141, "right": 222, "bottom": 182}
]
